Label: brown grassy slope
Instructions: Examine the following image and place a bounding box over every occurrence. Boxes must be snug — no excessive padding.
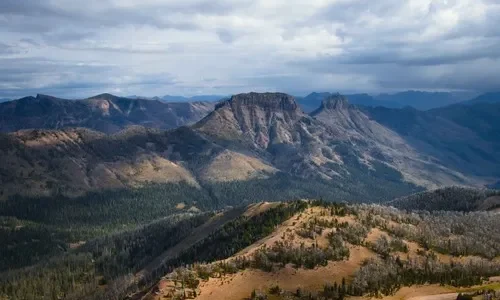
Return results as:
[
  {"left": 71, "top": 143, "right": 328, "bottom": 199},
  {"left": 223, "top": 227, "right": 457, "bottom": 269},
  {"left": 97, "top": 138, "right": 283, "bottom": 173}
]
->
[
  {"left": 0, "top": 127, "right": 201, "bottom": 200},
  {"left": 151, "top": 205, "right": 495, "bottom": 300},
  {"left": 0, "top": 124, "right": 281, "bottom": 200},
  {"left": 133, "top": 202, "right": 282, "bottom": 300},
  {"left": 149, "top": 206, "right": 370, "bottom": 299}
]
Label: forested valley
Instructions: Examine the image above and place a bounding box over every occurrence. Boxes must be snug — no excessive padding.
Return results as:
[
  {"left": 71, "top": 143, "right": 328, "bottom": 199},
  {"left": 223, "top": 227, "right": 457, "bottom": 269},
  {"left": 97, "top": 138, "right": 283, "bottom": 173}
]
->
[
  {"left": 0, "top": 169, "right": 421, "bottom": 272},
  {"left": 0, "top": 201, "right": 308, "bottom": 300}
]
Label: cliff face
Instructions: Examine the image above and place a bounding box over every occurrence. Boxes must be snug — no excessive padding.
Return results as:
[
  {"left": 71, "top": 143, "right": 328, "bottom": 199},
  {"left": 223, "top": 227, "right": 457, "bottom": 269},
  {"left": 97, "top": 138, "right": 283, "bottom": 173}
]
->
[
  {"left": 194, "top": 93, "right": 471, "bottom": 188},
  {"left": 196, "top": 92, "right": 304, "bottom": 149},
  {"left": 313, "top": 93, "right": 350, "bottom": 112}
]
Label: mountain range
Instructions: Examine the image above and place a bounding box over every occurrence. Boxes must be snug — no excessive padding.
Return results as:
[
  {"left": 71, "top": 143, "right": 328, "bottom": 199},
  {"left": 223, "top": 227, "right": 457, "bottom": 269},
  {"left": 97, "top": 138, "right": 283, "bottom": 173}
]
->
[
  {"left": 297, "top": 90, "right": 482, "bottom": 112},
  {"left": 1, "top": 92, "right": 499, "bottom": 203},
  {"left": 461, "top": 91, "right": 500, "bottom": 105},
  {"left": 128, "top": 94, "right": 228, "bottom": 102},
  {"left": 0, "top": 93, "right": 214, "bottom": 134}
]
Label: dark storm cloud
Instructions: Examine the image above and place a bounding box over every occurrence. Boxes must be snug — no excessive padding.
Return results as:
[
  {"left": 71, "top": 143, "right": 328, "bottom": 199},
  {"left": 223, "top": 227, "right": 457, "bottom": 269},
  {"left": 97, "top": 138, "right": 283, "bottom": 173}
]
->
[
  {"left": 0, "top": 43, "right": 23, "bottom": 55},
  {"left": 0, "top": 56, "right": 178, "bottom": 98},
  {"left": 0, "top": 0, "right": 67, "bottom": 17},
  {"left": 0, "top": 0, "right": 247, "bottom": 34},
  {"left": 0, "top": 0, "right": 499, "bottom": 97},
  {"left": 320, "top": 39, "right": 500, "bottom": 66}
]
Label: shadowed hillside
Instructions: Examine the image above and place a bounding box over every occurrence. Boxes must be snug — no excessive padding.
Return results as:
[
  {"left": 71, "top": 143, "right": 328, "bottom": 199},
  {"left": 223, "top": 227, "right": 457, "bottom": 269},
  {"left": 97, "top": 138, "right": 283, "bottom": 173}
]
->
[
  {"left": 0, "top": 93, "right": 214, "bottom": 134},
  {"left": 387, "top": 187, "right": 500, "bottom": 212}
]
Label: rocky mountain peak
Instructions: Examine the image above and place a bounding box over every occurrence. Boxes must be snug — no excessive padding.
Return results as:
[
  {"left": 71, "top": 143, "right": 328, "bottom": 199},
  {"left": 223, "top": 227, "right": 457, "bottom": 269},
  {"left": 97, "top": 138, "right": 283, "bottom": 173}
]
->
[
  {"left": 35, "top": 94, "right": 64, "bottom": 103},
  {"left": 87, "top": 93, "right": 120, "bottom": 101},
  {"left": 221, "top": 92, "right": 300, "bottom": 113},
  {"left": 321, "top": 93, "right": 350, "bottom": 110},
  {"left": 195, "top": 92, "right": 304, "bottom": 149}
]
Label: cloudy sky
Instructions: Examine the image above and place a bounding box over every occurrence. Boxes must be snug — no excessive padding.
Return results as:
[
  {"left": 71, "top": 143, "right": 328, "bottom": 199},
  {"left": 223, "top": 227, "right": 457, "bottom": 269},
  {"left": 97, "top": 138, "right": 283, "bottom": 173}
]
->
[{"left": 1, "top": 0, "right": 499, "bottom": 98}]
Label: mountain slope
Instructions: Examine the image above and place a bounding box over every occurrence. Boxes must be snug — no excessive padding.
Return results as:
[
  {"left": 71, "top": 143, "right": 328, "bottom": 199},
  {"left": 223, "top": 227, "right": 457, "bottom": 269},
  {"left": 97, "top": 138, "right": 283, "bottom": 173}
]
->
[
  {"left": 147, "top": 201, "right": 500, "bottom": 300},
  {"left": 430, "top": 101, "right": 500, "bottom": 144},
  {"left": 0, "top": 93, "right": 419, "bottom": 202},
  {"left": 3, "top": 92, "right": 498, "bottom": 203},
  {"left": 362, "top": 103, "right": 500, "bottom": 178},
  {"left": 4, "top": 200, "right": 500, "bottom": 300},
  {"left": 374, "top": 91, "right": 474, "bottom": 110},
  {"left": 298, "top": 91, "right": 476, "bottom": 112},
  {"left": 298, "top": 92, "right": 388, "bottom": 112},
  {"left": 461, "top": 92, "right": 500, "bottom": 105},
  {"left": 309, "top": 95, "right": 472, "bottom": 188},
  {"left": 0, "top": 127, "right": 201, "bottom": 200},
  {"left": 0, "top": 93, "right": 215, "bottom": 133},
  {"left": 161, "top": 94, "right": 227, "bottom": 102},
  {"left": 195, "top": 93, "right": 482, "bottom": 191},
  {"left": 387, "top": 186, "right": 500, "bottom": 212}
]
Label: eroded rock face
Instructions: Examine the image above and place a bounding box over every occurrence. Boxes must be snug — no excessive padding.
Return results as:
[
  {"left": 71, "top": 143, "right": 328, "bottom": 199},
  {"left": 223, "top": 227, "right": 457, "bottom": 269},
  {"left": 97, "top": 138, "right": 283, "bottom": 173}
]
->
[
  {"left": 1, "top": 92, "right": 497, "bottom": 201},
  {"left": 196, "top": 92, "right": 478, "bottom": 188},
  {"left": 226, "top": 92, "right": 300, "bottom": 113},
  {"left": 196, "top": 93, "right": 304, "bottom": 149},
  {"left": 317, "top": 94, "right": 350, "bottom": 111}
]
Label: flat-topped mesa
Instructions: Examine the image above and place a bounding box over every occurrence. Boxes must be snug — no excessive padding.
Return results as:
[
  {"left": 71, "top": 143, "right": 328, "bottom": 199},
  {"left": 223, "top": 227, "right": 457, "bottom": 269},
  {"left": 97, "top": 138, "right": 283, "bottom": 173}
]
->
[
  {"left": 195, "top": 92, "right": 304, "bottom": 149},
  {"left": 218, "top": 92, "right": 301, "bottom": 113},
  {"left": 86, "top": 93, "right": 125, "bottom": 102},
  {"left": 321, "top": 93, "right": 350, "bottom": 110}
]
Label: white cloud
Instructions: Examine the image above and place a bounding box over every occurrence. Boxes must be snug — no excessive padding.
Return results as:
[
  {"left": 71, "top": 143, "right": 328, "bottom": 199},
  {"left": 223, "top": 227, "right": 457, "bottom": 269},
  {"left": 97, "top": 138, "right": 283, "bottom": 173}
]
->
[{"left": 0, "top": 0, "right": 499, "bottom": 98}]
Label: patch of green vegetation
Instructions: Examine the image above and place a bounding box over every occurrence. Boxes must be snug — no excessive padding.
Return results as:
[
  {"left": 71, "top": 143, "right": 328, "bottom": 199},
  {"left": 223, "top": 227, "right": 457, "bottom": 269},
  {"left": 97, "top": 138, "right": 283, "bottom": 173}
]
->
[{"left": 0, "top": 212, "right": 210, "bottom": 300}]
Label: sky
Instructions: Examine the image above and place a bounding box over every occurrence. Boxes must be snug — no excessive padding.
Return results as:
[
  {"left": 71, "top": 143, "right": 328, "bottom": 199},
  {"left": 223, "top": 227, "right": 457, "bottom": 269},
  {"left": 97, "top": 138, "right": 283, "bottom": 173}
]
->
[{"left": 1, "top": 0, "right": 499, "bottom": 99}]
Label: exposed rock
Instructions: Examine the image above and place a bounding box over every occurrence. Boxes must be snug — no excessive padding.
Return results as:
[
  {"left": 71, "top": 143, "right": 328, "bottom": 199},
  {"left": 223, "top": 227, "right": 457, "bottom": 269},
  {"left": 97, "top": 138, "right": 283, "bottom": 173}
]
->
[{"left": 0, "top": 92, "right": 499, "bottom": 201}]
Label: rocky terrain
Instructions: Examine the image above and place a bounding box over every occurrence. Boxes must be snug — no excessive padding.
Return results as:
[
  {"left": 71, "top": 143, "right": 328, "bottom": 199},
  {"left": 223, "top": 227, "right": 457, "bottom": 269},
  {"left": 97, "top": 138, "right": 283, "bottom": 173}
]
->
[{"left": 1, "top": 92, "right": 499, "bottom": 202}]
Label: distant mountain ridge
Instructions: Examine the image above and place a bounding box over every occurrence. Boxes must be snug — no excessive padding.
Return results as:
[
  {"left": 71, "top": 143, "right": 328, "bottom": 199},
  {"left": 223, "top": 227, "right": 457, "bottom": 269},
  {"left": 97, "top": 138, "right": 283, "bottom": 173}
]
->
[
  {"left": 362, "top": 101, "right": 500, "bottom": 178},
  {"left": 0, "top": 93, "right": 215, "bottom": 134},
  {"left": 0, "top": 93, "right": 424, "bottom": 202},
  {"left": 129, "top": 94, "right": 228, "bottom": 102},
  {"left": 298, "top": 90, "right": 479, "bottom": 112},
  {"left": 375, "top": 90, "right": 476, "bottom": 110},
  {"left": 388, "top": 186, "right": 500, "bottom": 211},
  {"left": 0, "top": 92, "right": 499, "bottom": 203},
  {"left": 461, "top": 92, "right": 500, "bottom": 105}
]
